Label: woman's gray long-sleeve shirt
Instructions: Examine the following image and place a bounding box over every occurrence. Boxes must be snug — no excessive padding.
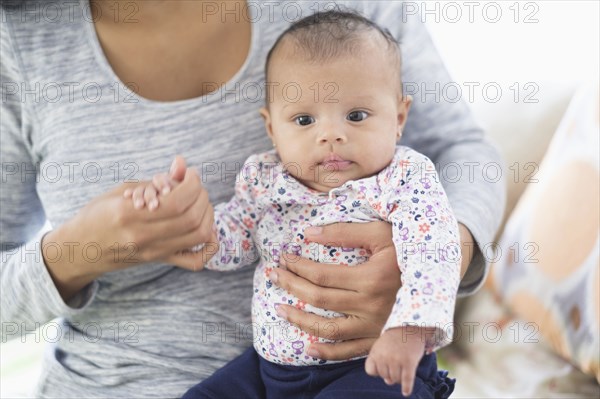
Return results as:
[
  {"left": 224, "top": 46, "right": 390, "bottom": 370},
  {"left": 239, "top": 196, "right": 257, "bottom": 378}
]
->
[{"left": 0, "top": 0, "right": 506, "bottom": 397}]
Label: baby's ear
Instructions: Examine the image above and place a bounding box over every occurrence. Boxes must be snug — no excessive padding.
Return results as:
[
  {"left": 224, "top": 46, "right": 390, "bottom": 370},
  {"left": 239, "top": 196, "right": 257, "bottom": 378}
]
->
[
  {"left": 396, "top": 94, "right": 413, "bottom": 139},
  {"left": 259, "top": 107, "right": 274, "bottom": 140}
]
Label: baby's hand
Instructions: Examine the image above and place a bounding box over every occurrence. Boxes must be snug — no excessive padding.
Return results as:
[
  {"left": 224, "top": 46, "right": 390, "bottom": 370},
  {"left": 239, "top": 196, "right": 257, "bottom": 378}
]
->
[
  {"left": 365, "top": 326, "right": 435, "bottom": 397},
  {"left": 123, "top": 173, "right": 175, "bottom": 211}
]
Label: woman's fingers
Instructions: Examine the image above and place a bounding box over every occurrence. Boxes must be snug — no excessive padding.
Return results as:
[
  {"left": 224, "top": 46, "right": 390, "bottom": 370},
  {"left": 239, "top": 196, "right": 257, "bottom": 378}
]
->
[
  {"left": 276, "top": 304, "right": 378, "bottom": 341},
  {"left": 152, "top": 220, "right": 211, "bottom": 256},
  {"left": 173, "top": 212, "right": 219, "bottom": 270},
  {"left": 139, "top": 196, "right": 214, "bottom": 257},
  {"left": 133, "top": 168, "right": 204, "bottom": 222},
  {"left": 304, "top": 221, "right": 393, "bottom": 253},
  {"left": 310, "top": 337, "right": 376, "bottom": 361},
  {"left": 272, "top": 267, "right": 355, "bottom": 312},
  {"left": 158, "top": 167, "right": 202, "bottom": 215},
  {"left": 57, "top": 163, "right": 207, "bottom": 275},
  {"left": 280, "top": 254, "right": 362, "bottom": 291},
  {"left": 113, "top": 172, "right": 213, "bottom": 262},
  {"left": 165, "top": 233, "right": 219, "bottom": 271},
  {"left": 277, "top": 247, "right": 399, "bottom": 316},
  {"left": 366, "top": 246, "right": 402, "bottom": 294}
]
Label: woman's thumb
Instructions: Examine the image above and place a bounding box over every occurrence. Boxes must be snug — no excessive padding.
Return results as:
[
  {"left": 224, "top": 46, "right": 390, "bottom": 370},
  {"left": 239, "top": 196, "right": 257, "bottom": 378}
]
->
[{"left": 169, "top": 155, "right": 187, "bottom": 182}]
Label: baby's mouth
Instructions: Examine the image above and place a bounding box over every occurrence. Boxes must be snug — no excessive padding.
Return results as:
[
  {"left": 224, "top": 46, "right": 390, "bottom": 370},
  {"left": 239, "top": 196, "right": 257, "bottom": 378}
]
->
[{"left": 319, "top": 154, "right": 353, "bottom": 171}]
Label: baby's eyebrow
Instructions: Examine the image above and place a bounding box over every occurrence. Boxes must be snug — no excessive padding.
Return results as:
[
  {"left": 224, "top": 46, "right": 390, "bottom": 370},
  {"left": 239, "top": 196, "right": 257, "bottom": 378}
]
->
[
  {"left": 351, "top": 95, "right": 377, "bottom": 102},
  {"left": 280, "top": 103, "right": 308, "bottom": 112},
  {"left": 281, "top": 102, "right": 312, "bottom": 111}
]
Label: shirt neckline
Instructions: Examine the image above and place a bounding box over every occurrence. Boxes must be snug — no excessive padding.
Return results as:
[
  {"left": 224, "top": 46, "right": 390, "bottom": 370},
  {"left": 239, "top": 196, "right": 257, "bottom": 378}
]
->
[{"left": 83, "top": 0, "right": 260, "bottom": 109}]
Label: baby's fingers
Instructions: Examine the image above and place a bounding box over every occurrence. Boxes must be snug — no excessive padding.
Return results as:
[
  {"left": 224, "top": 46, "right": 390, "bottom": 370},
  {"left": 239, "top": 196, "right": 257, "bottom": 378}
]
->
[
  {"left": 365, "top": 356, "right": 392, "bottom": 384},
  {"left": 380, "top": 365, "right": 392, "bottom": 386},
  {"left": 144, "top": 185, "right": 159, "bottom": 211},
  {"left": 401, "top": 366, "right": 416, "bottom": 397},
  {"left": 365, "top": 356, "right": 378, "bottom": 377},
  {"left": 388, "top": 364, "right": 402, "bottom": 387},
  {"left": 132, "top": 185, "right": 146, "bottom": 209},
  {"left": 153, "top": 173, "right": 172, "bottom": 195}
]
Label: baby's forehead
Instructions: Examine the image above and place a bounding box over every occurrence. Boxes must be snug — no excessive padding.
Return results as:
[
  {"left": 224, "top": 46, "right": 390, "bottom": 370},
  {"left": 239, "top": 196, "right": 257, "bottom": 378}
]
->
[
  {"left": 264, "top": 28, "right": 403, "bottom": 104},
  {"left": 271, "top": 30, "right": 398, "bottom": 67},
  {"left": 267, "top": 35, "right": 402, "bottom": 87}
]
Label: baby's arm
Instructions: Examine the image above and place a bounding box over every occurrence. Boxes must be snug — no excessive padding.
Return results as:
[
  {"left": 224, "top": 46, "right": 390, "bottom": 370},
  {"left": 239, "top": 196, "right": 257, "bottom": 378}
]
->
[
  {"left": 365, "top": 149, "right": 461, "bottom": 396},
  {"left": 205, "top": 153, "right": 276, "bottom": 271}
]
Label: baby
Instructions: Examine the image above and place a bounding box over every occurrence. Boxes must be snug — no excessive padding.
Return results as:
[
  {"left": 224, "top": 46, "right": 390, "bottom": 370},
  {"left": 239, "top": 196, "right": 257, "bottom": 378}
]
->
[{"left": 128, "top": 10, "right": 459, "bottom": 399}]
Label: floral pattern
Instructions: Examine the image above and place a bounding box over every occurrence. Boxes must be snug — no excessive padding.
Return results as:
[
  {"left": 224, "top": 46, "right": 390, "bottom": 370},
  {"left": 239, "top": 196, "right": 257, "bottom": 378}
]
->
[{"left": 206, "top": 147, "right": 461, "bottom": 365}]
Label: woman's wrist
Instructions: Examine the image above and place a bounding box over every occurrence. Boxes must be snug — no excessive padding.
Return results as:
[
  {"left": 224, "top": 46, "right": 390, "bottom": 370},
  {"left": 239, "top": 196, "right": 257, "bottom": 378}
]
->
[
  {"left": 41, "top": 224, "right": 102, "bottom": 301},
  {"left": 457, "top": 222, "right": 475, "bottom": 279}
]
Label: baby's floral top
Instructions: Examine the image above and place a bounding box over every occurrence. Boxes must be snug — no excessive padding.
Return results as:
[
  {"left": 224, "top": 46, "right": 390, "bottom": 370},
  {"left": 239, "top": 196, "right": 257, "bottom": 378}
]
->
[{"left": 204, "top": 146, "right": 461, "bottom": 366}]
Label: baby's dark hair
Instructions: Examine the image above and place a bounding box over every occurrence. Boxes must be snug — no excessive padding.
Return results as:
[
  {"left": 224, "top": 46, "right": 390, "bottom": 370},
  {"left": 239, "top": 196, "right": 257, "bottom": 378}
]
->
[{"left": 265, "top": 8, "right": 402, "bottom": 103}]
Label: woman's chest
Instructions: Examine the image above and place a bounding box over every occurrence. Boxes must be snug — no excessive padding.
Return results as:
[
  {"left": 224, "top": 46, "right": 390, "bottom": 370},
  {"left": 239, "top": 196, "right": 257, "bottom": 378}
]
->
[{"left": 32, "top": 98, "right": 269, "bottom": 226}]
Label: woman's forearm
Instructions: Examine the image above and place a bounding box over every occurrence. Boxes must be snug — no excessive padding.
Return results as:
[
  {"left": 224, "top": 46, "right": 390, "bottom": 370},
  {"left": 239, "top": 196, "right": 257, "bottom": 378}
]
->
[{"left": 41, "top": 225, "right": 103, "bottom": 302}]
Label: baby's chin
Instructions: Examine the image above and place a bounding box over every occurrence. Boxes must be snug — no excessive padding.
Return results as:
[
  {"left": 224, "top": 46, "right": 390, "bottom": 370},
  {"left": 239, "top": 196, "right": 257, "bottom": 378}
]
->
[
  {"left": 286, "top": 163, "right": 366, "bottom": 193},
  {"left": 300, "top": 176, "right": 356, "bottom": 193}
]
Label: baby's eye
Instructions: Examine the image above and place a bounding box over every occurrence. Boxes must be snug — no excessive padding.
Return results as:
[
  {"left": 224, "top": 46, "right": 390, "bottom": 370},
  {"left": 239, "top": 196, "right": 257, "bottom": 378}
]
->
[
  {"left": 347, "top": 111, "right": 368, "bottom": 122},
  {"left": 295, "top": 115, "right": 315, "bottom": 126}
]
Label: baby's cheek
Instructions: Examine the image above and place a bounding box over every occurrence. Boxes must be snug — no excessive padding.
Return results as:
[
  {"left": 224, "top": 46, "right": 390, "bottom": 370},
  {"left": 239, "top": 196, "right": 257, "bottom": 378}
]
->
[
  {"left": 276, "top": 147, "right": 302, "bottom": 169},
  {"left": 364, "top": 157, "right": 392, "bottom": 177}
]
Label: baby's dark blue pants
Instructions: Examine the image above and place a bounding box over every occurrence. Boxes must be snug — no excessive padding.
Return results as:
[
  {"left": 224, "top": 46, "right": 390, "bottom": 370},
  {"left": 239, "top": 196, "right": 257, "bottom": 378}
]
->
[{"left": 182, "top": 347, "right": 454, "bottom": 399}]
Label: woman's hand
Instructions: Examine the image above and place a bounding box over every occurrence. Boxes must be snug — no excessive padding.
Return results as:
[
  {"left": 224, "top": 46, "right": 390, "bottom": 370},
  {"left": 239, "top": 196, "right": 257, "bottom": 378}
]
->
[
  {"left": 457, "top": 223, "right": 475, "bottom": 278},
  {"left": 42, "top": 157, "right": 218, "bottom": 301},
  {"left": 270, "top": 221, "right": 400, "bottom": 360},
  {"left": 270, "top": 221, "right": 475, "bottom": 361}
]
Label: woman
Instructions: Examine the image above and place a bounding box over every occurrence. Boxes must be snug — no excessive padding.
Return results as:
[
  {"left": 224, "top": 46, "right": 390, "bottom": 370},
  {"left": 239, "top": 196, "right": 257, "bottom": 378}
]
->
[{"left": 0, "top": 0, "right": 505, "bottom": 397}]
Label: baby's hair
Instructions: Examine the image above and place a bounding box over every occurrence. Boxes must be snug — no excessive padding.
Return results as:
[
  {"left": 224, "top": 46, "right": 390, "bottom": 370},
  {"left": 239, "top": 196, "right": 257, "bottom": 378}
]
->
[{"left": 265, "top": 8, "right": 402, "bottom": 103}]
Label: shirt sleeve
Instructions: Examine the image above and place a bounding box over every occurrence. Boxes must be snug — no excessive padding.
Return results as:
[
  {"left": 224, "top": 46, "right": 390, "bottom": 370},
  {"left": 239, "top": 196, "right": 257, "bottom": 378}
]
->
[
  {"left": 203, "top": 154, "right": 268, "bottom": 271},
  {"left": 375, "top": 148, "right": 462, "bottom": 351},
  {"left": 362, "top": 1, "right": 507, "bottom": 296},
  {"left": 0, "top": 17, "right": 98, "bottom": 341}
]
